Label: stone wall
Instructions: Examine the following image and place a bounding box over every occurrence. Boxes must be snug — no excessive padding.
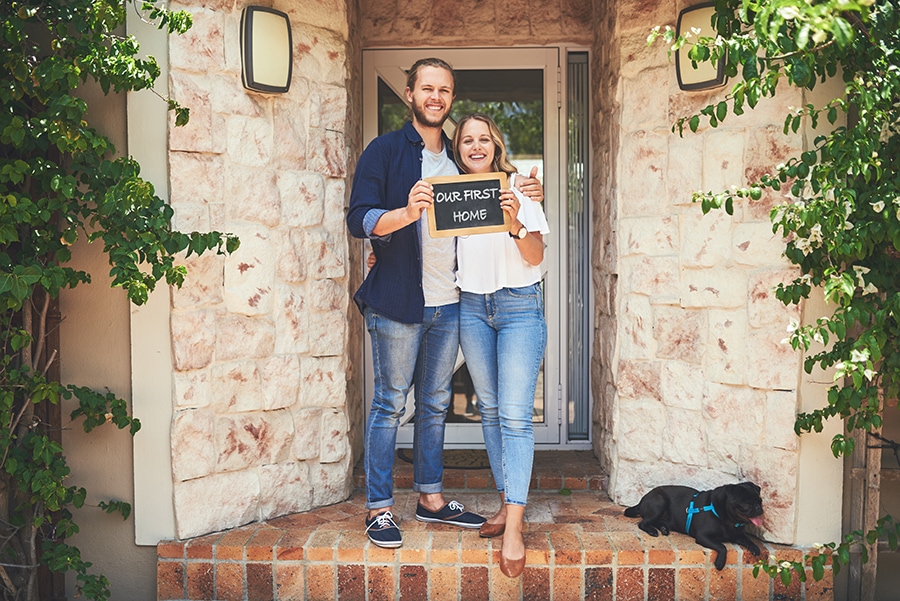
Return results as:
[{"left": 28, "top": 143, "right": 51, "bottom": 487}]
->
[
  {"left": 165, "top": 0, "right": 353, "bottom": 539},
  {"left": 359, "top": 0, "right": 592, "bottom": 47},
  {"left": 600, "top": 0, "right": 807, "bottom": 543}
]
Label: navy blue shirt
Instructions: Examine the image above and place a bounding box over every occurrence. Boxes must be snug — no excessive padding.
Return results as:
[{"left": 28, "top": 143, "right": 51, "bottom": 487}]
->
[{"left": 347, "top": 121, "right": 456, "bottom": 324}]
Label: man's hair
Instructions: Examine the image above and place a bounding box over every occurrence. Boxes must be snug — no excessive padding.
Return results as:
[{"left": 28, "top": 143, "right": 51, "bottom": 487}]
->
[{"left": 406, "top": 57, "right": 456, "bottom": 91}]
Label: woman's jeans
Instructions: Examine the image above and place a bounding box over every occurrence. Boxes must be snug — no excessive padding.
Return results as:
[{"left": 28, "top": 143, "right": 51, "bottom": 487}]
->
[
  {"left": 364, "top": 304, "right": 459, "bottom": 510},
  {"left": 459, "top": 283, "right": 546, "bottom": 507}
]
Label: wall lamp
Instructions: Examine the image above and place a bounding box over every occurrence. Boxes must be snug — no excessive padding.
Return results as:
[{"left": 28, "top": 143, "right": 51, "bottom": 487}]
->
[
  {"left": 675, "top": 3, "right": 727, "bottom": 91},
  {"left": 241, "top": 6, "right": 292, "bottom": 94}
]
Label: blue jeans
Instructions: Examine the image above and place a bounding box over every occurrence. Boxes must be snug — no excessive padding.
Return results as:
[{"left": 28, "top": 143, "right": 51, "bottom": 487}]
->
[
  {"left": 459, "top": 283, "right": 546, "bottom": 507},
  {"left": 364, "top": 304, "right": 459, "bottom": 510}
]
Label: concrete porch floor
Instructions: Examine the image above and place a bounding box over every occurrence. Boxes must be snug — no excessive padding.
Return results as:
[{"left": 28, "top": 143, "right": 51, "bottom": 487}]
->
[{"left": 157, "top": 451, "right": 834, "bottom": 600}]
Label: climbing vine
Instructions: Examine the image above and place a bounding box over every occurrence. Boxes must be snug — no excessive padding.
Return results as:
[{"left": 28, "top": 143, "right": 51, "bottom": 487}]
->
[
  {"left": 1, "top": 1, "right": 237, "bottom": 599},
  {"left": 650, "top": 0, "right": 900, "bottom": 584}
]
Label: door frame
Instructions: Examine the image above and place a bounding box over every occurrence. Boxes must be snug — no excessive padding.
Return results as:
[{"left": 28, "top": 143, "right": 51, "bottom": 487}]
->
[{"left": 360, "top": 46, "right": 587, "bottom": 449}]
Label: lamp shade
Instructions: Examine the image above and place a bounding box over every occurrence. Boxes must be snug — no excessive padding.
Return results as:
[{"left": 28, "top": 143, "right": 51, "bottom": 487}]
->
[
  {"left": 241, "top": 6, "right": 292, "bottom": 94},
  {"left": 675, "top": 3, "right": 727, "bottom": 91}
]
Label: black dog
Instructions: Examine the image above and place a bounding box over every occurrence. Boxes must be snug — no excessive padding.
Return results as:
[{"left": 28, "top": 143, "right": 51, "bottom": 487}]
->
[{"left": 623, "top": 482, "right": 764, "bottom": 570}]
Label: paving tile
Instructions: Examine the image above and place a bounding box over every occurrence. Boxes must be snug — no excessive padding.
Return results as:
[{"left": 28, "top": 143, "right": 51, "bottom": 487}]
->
[
  {"left": 186, "top": 562, "right": 214, "bottom": 600},
  {"left": 247, "top": 562, "right": 274, "bottom": 601},
  {"left": 306, "top": 563, "right": 336, "bottom": 601},
  {"left": 608, "top": 531, "right": 645, "bottom": 565},
  {"left": 431, "top": 531, "right": 460, "bottom": 564},
  {"left": 584, "top": 566, "right": 613, "bottom": 601},
  {"left": 399, "top": 564, "right": 427, "bottom": 600},
  {"left": 430, "top": 565, "right": 459, "bottom": 601},
  {"left": 157, "top": 541, "right": 186, "bottom": 559},
  {"left": 677, "top": 567, "right": 707, "bottom": 601},
  {"left": 397, "top": 530, "right": 429, "bottom": 564},
  {"left": 648, "top": 567, "right": 675, "bottom": 601},
  {"left": 488, "top": 565, "right": 521, "bottom": 600},
  {"left": 522, "top": 566, "right": 550, "bottom": 601},
  {"left": 275, "top": 529, "right": 312, "bottom": 561},
  {"left": 550, "top": 530, "right": 583, "bottom": 565},
  {"left": 157, "top": 560, "right": 185, "bottom": 600},
  {"left": 186, "top": 535, "right": 217, "bottom": 560},
  {"left": 552, "top": 566, "right": 582, "bottom": 601},
  {"left": 708, "top": 566, "right": 738, "bottom": 600},
  {"left": 460, "top": 566, "right": 489, "bottom": 601},
  {"left": 214, "top": 562, "right": 244, "bottom": 601},
  {"left": 616, "top": 566, "right": 644, "bottom": 601},
  {"left": 337, "top": 564, "right": 365, "bottom": 601},
  {"left": 274, "top": 563, "right": 304, "bottom": 601},
  {"left": 367, "top": 564, "right": 395, "bottom": 600},
  {"left": 247, "top": 529, "right": 282, "bottom": 561}
]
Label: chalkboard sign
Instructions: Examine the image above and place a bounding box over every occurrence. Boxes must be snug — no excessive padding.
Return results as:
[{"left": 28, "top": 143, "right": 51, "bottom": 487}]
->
[{"left": 425, "top": 172, "right": 510, "bottom": 238}]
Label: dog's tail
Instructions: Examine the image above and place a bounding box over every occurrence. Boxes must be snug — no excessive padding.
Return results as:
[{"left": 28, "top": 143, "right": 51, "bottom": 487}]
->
[{"left": 623, "top": 505, "right": 640, "bottom": 517}]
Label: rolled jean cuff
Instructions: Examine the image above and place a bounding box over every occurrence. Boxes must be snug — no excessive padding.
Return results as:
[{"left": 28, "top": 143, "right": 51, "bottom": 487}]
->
[
  {"left": 412, "top": 482, "right": 443, "bottom": 494},
  {"left": 505, "top": 499, "right": 527, "bottom": 507},
  {"left": 366, "top": 498, "right": 395, "bottom": 511}
]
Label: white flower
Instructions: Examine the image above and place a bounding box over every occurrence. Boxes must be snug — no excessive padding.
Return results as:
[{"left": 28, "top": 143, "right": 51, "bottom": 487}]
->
[
  {"left": 691, "top": 26, "right": 702, "bottom": 35},
  {"left": 850, "top": 349, "right": 869, "bottom": 363},
  {"left": 779, "top": 6, "right": 801, "bottom": 19},
  {"left": 799, "top": 274, "right": 812, "bottom": 285},
  {"left": 844, "top": 221, "right": 854, "bottom": 230},
  {"left": 808, "top": 223, "right": 823, "bottom": 244},
  {"left": 864, "top": 369, "right": 877, "bottom": 381},
  {"left": 863, "top": 282, "right": 879, "bottom": 295},
  {"left": 812, "top": 29, "right": 828, "bottom": 45},
  {"left": 795, "top": 238, "right": 813, "bottom": 255},
  {"left": 853, "top": 265, "right": 871, "bottom": 288},
  {"left": 813, "top": 330, "right": 824, "bottom": 345},
  {"left": 780, "top": 560, "right": 793, "bottom": 569},
  {"left": 872, "top": 200, "right": 885, "bottom": 213},
  {"left": 786, "top": 318, "right": 800, "bottom": 333}
]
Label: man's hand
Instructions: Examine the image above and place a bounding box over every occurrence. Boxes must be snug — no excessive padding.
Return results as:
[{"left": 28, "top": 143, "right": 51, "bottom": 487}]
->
[
  {"left": 406, "top": 180, "right": 434, "bottom": 221},
  {"left": 514, "top": 166, "right": 544, "bottom": 203}
]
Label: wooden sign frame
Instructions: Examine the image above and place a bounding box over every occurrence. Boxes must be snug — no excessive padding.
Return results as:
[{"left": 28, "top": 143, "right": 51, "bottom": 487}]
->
[{"left": 425, "top": 171, "right": 510, "bottom": 238}]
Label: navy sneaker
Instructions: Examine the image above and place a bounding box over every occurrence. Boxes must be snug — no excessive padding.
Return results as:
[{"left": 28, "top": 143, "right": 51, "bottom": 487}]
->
[
  {"left": 365, "top": 511, "right": 402, "bottom": 548},
  {"left": 415, "top": 500, "right": 485, "bottom": 529}
]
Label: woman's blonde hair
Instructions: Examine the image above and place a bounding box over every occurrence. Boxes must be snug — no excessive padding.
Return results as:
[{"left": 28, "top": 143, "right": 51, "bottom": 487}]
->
[{"left": 452, "top": 113, "right": 517, "bottom": 175}]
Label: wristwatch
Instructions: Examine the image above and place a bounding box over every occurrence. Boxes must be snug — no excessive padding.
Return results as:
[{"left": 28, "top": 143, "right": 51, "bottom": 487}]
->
[{"left": 509, "top": 224, "right": 528, "bottom": 239}]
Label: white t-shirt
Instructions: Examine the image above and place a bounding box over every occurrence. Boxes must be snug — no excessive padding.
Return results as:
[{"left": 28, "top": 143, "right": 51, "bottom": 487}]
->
[
  {"left": 456, "top": 173, "right": 550, "bottom": 294},
  {"left": 420, "top": 147, "right": 459, "bottom": 307}
]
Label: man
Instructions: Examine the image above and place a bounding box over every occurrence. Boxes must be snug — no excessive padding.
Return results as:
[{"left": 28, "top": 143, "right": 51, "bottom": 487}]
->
[{"left": 346, "top": 57, "right": 541, "bottom": 548}]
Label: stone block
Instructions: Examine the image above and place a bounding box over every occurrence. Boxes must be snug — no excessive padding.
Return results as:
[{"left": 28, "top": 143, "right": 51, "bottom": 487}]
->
[
  {"left": 168, "top": 7, "right": 225, "bottom": 75},
  {"left": 284, "top": 0, "right": 348, "bottom": 35},
  {"left": 274, "top": 283, "right": 310, "bottom": 354},
  {"left": 619, "top": 130, "right": 669, "bottom": 217},
  {"left": 307, "top": 127, "right": 346, "bottom": 178},
  {"left": 310, "top": 83, "right": 348, "bottom": 132},
  {"left": 619, "top": 216, "right": 677, "bottom": 258},
  {"left": 169, "top": 152, "right": 224, "bottom": 226},
  {"left": 173, "top": 470, "right": 259, "bottom": 539},
  {"left": 748, "top": 269, "right": 801, "bottom": 329},
  {"left": 747, "top": 327, "right": 800, "bottom": 390},
  {"left": 620, "top": 294, "right": 653, "bottom": 360},
  {"left": 617, "top": 359, "right": 662, "bottom": 402},
  {"left": 666, "top": 134, "right": 704, "bottom": 207},
  {"left": 171, "top": 409, "right": 216, "bottom": 481},
  {"left": 707, "top": 309, "right": 748, "bottom": 385},
  {"left": 274, "top": 229, "right": 307, "bottom": 284},
  {"left": 660, "top": 361, "right": 704, "bottom": 410},
  {"left": 168, "top": 72, "right": 215, "bottom": 154},
  {"left": 621, "top": 68, "right": 670, "bottom": 131},
  {"left": 733, "top": 222, "right": 790, "bottom": 268},
  {"left": 257, "top": 462, "right": 314, "bottom": 521},
  {"left": 662, "top": 407, "right": 707, "bottom": 466},
  {"left": 323, "top": 178, "right": 347, "bottom": 232},
  {"left": 224, "top": 225, "right": 275, "bottom": 315},
  {"left": 226, "top": 115, "right": 273, "bottom": 168},
  {"left": 210, "top": 361, "right": 264, "bottom": 412},
  {"left": 621, "top": 256, "right": 680, "bottom": 302},
  {"left": 308, "top": 309, "right": 347, "bottom": 358},
  {"left": 319, "top": 409, "right": 349, "bottom": 463},
  {"left": 173, "top": 368, "right": 211, "bottom": 409},
  {"left": 278, "top": 170, "right": 326, "bottom": 228},
  {"left": 225, "top": 164, "right": 281, "bottom": 227},
  {"left": 215, "top": 314, "right": 275, "bottom": 362},
  {"left": 216, "top": 409, "right": 294, "bottom": 471},
  {"left": 273, "top": 96, "right": 310, "bottom": 170},
  {"left": 172, "top": 250, "right": 225, "bottom": 310},
  {"left": 617, "top": 398, "right": 665, "bottom": 462},
  {"left": 300, "top": 356, "right": 347, "bottom": 408},
  {"left": 308, "top": 278, "right": 348, "bottom": 313},
  {"left": 703, "top": 129, "right": 746, "bottom": 195},
  {"left": 292, "top": 25, "right": 347, "bottom": 85},
  {"left": 291, "top": 408, "right": 322, "bottom": 461},
  {"left": 765, "top": 390, "right": 800, "bottom": 452},
  {"left": 680, "top": 210, "right": 733, "bottom": 268},
  {"left": 653, "top": 306, "right": 705, "bottom": 364},
  {"left": 680, "top": 267, "right": 746, "bottom": 309},
  {"left": 303, "top": 230, "right": 346, "bottom": 280},
  {"left": 259, "top": 354, "right": 301, "bottom": 410},
  {"left": 171, "top": 310, "right": 216, "bottom": 371},
  {"left": 311, "top": 456, "right": 352, "bottom": 506}
]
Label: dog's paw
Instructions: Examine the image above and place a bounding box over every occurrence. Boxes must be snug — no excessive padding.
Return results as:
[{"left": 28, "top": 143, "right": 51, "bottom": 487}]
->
[
  {"left": 638, "top": 523, "right": 659, "bottom": 537},
  {"left": 659, "top": 526, "right": 669, "bottom": 535},
  {"left": 748, "top": 543, "right": 760, "bottom": 556}
]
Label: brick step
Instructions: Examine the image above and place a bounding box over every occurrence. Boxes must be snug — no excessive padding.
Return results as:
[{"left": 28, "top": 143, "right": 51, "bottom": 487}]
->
[{"left": 157, "top": 488, "right": 833, "bottom": 601}]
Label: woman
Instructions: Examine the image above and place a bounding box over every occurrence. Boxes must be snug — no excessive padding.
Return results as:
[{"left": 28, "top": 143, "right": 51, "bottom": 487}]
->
[{"left": 453, "top": 113, "right": 549, "bottom": 578}]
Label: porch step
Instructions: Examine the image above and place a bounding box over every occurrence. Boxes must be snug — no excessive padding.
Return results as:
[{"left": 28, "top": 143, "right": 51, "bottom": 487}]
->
[{"left": 157, "top": 452, "right": 834, "bottom": 600}]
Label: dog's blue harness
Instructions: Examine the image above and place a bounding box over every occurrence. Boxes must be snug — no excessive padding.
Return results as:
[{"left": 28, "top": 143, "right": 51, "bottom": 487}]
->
[{"left": 685, "top": 494, "right": 719, "bottom": 533}]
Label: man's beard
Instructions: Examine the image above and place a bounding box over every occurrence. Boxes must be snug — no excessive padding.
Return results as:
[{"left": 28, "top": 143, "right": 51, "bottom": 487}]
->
[{"left": 411, "top": 99, "right": 449, "bottom": 128}]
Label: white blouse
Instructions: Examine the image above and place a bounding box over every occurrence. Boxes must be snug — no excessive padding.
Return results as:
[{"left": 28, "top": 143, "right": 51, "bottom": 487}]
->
[{"left": 455, "top": 174, "right": 550, "bottom": 295}]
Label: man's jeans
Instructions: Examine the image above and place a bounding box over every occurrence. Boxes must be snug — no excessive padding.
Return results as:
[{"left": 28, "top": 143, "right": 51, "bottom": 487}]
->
[
  {"left": 363, "top": 304, "right": 459, "bottom": 510},
  {"left": 459, "top": 284, "right": 546, "bottom": 507}
]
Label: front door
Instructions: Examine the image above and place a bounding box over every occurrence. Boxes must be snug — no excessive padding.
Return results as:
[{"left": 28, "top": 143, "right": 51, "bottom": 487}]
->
[{"left": 360, "top": 47, "right": 588, "bottom": 448}]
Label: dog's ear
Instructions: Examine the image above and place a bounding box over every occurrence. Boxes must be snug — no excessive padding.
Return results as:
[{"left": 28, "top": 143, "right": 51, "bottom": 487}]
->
[{"left": 743, "top": 482, "right": 761, "bottom": 495}]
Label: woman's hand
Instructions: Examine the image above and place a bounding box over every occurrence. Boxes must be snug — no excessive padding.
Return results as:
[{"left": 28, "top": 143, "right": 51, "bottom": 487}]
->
[{"left": 499, "top": 189, "right": 521, "bottom": 230}]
